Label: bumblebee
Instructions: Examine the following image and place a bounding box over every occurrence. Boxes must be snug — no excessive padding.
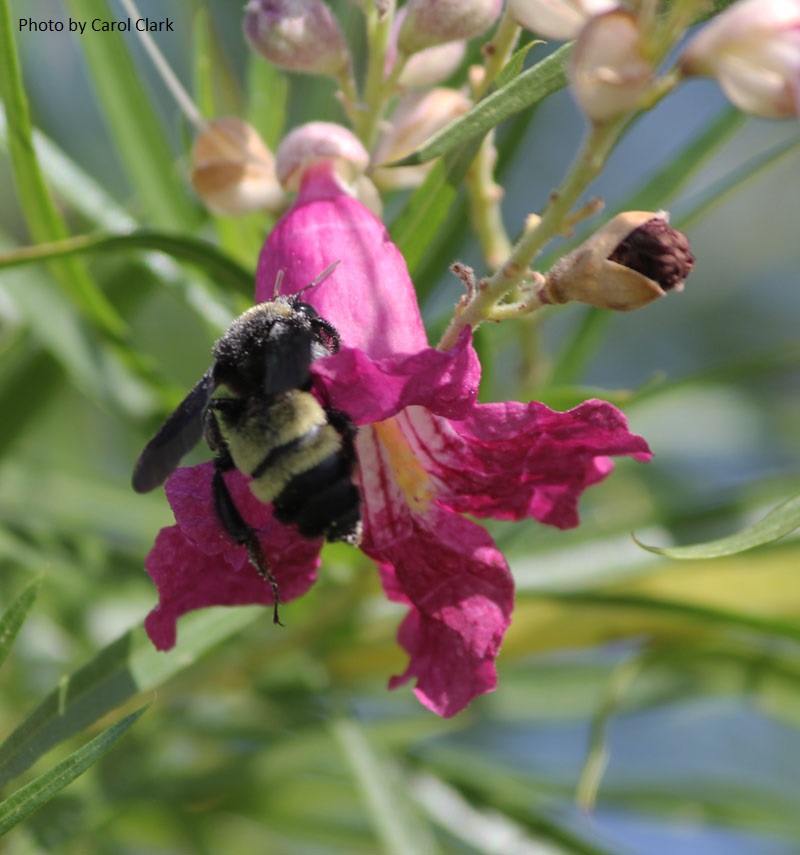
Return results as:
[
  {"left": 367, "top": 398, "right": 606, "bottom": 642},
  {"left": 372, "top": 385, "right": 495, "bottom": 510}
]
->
[{"left": 132, "top": 276, "right": 362, "bottom": 623}]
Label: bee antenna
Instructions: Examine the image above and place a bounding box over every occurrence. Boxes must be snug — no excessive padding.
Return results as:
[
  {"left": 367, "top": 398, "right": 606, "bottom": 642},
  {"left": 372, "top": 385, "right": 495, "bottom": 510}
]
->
[
  {"left": 272, "top": 269, "right": 285, "bottom": 300},
  {"left": 293, "top": 260, "right": 341, "bottom": 299}
]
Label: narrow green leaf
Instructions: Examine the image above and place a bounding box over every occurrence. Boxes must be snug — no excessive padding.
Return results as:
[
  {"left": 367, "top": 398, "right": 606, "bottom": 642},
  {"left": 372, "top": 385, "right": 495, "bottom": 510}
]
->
[
  {"left": 677, "top": 134, "right": 800, "bottom": 229},
  {"left": 65, "top": 0, "right": 197, "bottom": 229},
  {"left": 541, "top": 589, "right": 800, "bottom": 644},
  {"left": 0, "top": 580, "right": 41, "bottom": 671},
  {"left": 612, "top": 107, "right": 747, "bottom": 215},
  {"left": 0, "top": 8, "right": 125, "bottom": 337},
  {"left": 331, "top": 718, "right": 441, "bottom": 855},
  {"left": 390, "top": 44, "right": 570, "bottom": 167},
  {"left": 635, "top": 496, "right": 800, "bottom": 559},
  {"left": 0, "top": 608, "right": 263, "bottom": 788},
  {"left": 0, "top": 707, "right": 146, "bottom": 836},
  {"left": 0, "top": 231, "right": 253, "bottom": 296},
  {"left": 493, "top": 40, "right": 540, "bottom": 90},
  {"left": 0, "top": 116, "right": 237, "bottom": 329},
  {"left": 0, "top": 232, "right": 119, "bottom": 399},
  {"left": 389, "top": 137, "right": 483, "bottom": 273}
]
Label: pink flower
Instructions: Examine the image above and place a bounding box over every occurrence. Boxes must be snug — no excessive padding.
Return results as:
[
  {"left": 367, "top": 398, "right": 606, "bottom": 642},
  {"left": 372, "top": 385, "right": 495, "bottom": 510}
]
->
[
  {"left": 143, "top": 163, "right": 651, "bottom": 717},
  {"left": 681, "top": 0, "right": 800, "bottom": 118}
]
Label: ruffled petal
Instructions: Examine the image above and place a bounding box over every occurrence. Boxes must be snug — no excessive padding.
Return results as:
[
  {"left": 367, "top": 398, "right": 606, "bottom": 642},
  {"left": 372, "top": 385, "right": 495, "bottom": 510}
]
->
[
  {"left": 366, "top": 510, "right": 513, "bottom": 718},
  {"left": 312, "top": 328, "right": 479, "bottom": 424},
  {"left": 357, "top": 423, "right": 513, "bottom": 717},
  {"left": 255, "top": 167, "right": 430, "bottom": 359},
  {"left": 145, "top": 463, "right": 322, "bottom": 650},
  {"left": 393, "top": 399, "right": 651, "bottom": 529}
]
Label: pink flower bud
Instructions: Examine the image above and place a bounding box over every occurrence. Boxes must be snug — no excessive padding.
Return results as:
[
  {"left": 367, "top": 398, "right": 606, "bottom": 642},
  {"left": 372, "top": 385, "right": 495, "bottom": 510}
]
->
[
  {"left": 681, "top": 0, "right": 800, "bottom": 118},
  {"left": 243, "top": 0, "right": 351, "bottom": 76},
  {"left": 542, "top": 212, "right": 694, "bottom": 311},
  {"left": 400, "top": 40, "right": 467, "bottom": 87},
  {"left": 569, "top": 9, "right": 655, "bottom": 122},
  {"left": 275, "top": 122, "right": 369, "bottom": 192},
  {"left": 386, "top": 7, "right": 467, "bottom": 87},
  {"left": 372, "top": 88, "right": 472, "bottom": 188},
  {"left": 398, "top": 0, "right": 503, "bottom": 54},
  {"left": 190, "top": 118, "right": 283, "bottom": 215},
  {"left": 508, "top": 0, "right": 617, "bottom": 41}
]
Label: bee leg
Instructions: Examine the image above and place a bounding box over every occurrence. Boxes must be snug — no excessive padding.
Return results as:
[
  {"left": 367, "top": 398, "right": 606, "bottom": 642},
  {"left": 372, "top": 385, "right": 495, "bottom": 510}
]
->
[{"left": 212, "top": 458, "right": 283, "bottom": 626}]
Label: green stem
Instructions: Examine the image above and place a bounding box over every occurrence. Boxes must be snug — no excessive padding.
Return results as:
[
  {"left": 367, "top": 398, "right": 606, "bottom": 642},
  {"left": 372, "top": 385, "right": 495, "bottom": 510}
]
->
[
  {"left": 355, "top": 0, "right": 399, "bottom": 148},
  {"left": 465, "top": 131, "right": 512, "bottom": 270},
  {"left": 473, "top": 7, "right": 521, "bottom": 100},
  {"left": 437, "top": 119, "right": 624, "bottom": 350}
]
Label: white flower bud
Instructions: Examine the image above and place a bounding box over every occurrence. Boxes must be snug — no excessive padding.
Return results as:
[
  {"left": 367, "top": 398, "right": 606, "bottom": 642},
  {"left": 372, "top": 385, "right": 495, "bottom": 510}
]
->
[
  {"left": 190, "top": 118, "right": 283, "bottom": 216},
  {"left": 569, "top": 9, "right": 654, "bottom": 122},
  {"left": 243, "top": 0, "right": 351, "bottom": 76},
  {"left": 275, "top": 122, "right": 369, "bottom": 191},
  {"left": 681, "top": 0, "right": 800, "bottom": 118},
  {"left": 398, "top": 0, "right": 503, "bottom": 53},
  {"left": 399, "top": 40, "right": 467, "bottom": 87},
  {"left": 508, "top": 0, "right": 617, "bottom": 41},
  {"left": 372, "top": 88, "right": 472, "bottom": 189},
  {"left": 542, "top": 212, "right": 694, "bottom": 311}
]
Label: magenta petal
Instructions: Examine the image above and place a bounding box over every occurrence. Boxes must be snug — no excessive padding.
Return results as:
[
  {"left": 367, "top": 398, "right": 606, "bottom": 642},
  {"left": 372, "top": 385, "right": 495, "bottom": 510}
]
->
[
  {"left": 145, "top": 463, "right": 323, "bottom": 650},
  {"left": 394, "top": 399, "right": 651, "bottom": 529},
  {"left": 364, "top": 510, "right": 514, "bottom": 718},
  {"left": 255, "top": 169, "right": 429, "bottom": 359},
  {"left": 313, "top": 328, "right": 479, "bottom": 424}
]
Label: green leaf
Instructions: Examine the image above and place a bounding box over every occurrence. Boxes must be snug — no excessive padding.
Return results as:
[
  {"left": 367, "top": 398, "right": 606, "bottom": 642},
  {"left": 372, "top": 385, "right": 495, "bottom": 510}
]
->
[
  {"left": 0, "top": 608, "right": 263, "bottom": 788},
  {"left": 0, "top": 231, "right": 253, "bottom": 296},
  {"left": 635, "top": 495, "right": 800, "bottom": 559},
  {"left": 0, "top": 707, "right": 146, "bottom": 836},
  {"left": 493, "top": 40, "right": 540, "bottom": 90},
  {"left": 677, "top": 133, "right": 800, "bottom": 229},
  {"left": 331, "top": 718, "right": 441, "bottom": 855},
  {"left": 390, "top": 44, "right": 570, "bottom": 167},
  {"left": 389, "top": 137, "right": 483, "bottom": 273},
  {"left": 65, "top": 0, "right": 197, "bottom": 229},
  {"left": 0, "top": 579, "right": 40, "bottom": 671},
  {"left": 541, "top": 589, "right": 800, "bottom": 644},
  {"left": 612, "top": 107, "right": 747, "bottom": 215},
  {"left": 0, "top": 4, "right": 125, "bottom": 338},
  {"left": 0, "top": 118, "right": 238, "bottom": 329}
]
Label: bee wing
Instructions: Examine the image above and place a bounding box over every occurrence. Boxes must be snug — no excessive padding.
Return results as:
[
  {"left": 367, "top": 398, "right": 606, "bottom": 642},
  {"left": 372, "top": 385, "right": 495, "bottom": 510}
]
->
[
  {"left": 132, "top": 371, "right": 215, "bottom": 493},
  {"left": 263, "top": 325, "right": 314, "bottom": 396}
]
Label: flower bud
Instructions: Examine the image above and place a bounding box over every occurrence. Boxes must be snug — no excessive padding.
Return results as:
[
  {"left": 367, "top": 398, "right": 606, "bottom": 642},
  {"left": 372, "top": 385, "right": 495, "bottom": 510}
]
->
[
  {"left": 243, "top": 0, "right": 351, "bottom": 77},
  {"left": 681, "top": 0, "right": 800, "bottom": 118},
  {"left": 569, "top": 10, "right": 654, "bottom": 122},
  {"left": 275, "top": 121, "right": 369, "bottom": 192},
  {"left": 372, "top": 88, "right": 472, "bottom": 189},
  {"left": 400, "top": 40, "right": 467, "bottom": 87},
  {"left": 508, "top": 0, "right": 617, "bottom": 41},
  {"left": 398, "top": 0, "right": 503, "bottom": 54},
  {"left": 190, "top": 118, "right": 283, "bottom": 215},
  {"left": 542, "top": 212, "right": 694, "bottom": 311}
]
